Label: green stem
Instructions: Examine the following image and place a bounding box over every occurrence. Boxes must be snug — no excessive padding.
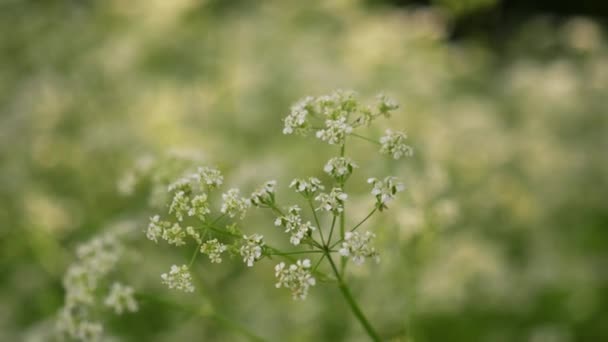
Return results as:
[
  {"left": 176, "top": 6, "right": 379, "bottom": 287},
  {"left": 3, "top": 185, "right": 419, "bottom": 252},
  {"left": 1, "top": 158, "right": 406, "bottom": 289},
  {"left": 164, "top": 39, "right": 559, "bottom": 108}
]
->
[
  {"left": 326, "top": 255, "right": 381, "bottom": 341},
  {"left": 329, "top": 207, "right": 378, "bottom": 249},
  {"left": 137, "top": 293, "right": 267, "bottom": 342},
  {"left": 308, "top": 198, "right": 326, "bottom": 245},
  {"left": 349, "top": 133, "right": 381, "bottom": 146}
]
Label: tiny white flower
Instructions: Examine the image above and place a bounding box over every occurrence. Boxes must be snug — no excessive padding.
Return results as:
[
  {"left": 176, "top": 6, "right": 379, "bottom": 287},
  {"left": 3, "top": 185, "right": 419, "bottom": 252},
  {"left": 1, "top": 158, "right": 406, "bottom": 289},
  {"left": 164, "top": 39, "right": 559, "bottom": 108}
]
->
[
  {"left": 146, "top": 215, "right": 169, "bottom": 243},
  {"left": 162, "top": 223, "right": 186, "bottom": 246},
  {"left": 221, "top": 188, "right": 250, "bottom": 219},
  {"left": 379, "top": 129, "right": 413, "bottom": 159},
  {"left": 284, "top": 96, "right": 314, "bottom": 135},
  {"left": 316, "top": 116, "right": 353, "bottom": 145},
  {"left": 324, "top": 157, "right": 358, "bottom": 180},
  {"left": 192, "top": 166, "right": 223, "bottom": 190},
  {"left": 161, "top": 264, "right": 195, "bottom": 292},
  {"left": 188, "top": 194, "right": 211, "bottom": 221},
  {"left": 250, "top": 180, "right": 277, "bottom": 207},
  {"left": 274, "top": 259, "right": 316, "bottom": 300},
  {"left": 169, "top": 190, "right": 190, "bottom": 222},
  {"left": 274, "top": 206, "right": 316, "bottom": 245},
  {"left": 367, "top": 176, "right": 405, "bottom": 210},
  {"left": 315, "top": 188, "right": 348, "bottom": 215},
  {"left": 239, "top": 234, "right": 264, "bottom": 267},
  {"left": 76, "top": 321, "right": 103, "bottom": 341},
  {"left": 289, "top": 177, "right": 324, "bottom": 197},
  {"left": 104, "top": 282, "right": 138, "bottom": 315},
  {"left": 200, "top": 239, "right": 227, "bottom": 263},
  {"left": 339, "top": 231, "right": 380, "bottom": 265}
]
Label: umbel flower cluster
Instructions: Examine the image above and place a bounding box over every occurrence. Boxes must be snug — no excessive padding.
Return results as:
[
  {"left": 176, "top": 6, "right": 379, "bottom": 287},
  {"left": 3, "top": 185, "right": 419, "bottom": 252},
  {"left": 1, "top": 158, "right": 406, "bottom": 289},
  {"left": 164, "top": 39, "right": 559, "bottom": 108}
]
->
[
  {"left": 139, "top": 90, "right": 412, "bottom": 341},
  {"left": 56, "top": 225, "right": 138, "bottom": 341}
]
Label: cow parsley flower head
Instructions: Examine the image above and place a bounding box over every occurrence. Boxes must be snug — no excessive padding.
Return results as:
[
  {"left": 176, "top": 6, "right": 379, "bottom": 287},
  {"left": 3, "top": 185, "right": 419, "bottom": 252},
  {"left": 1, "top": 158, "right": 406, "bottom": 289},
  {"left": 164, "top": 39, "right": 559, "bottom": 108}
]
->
[
  {"left": 274, "top": 206, "right": 316, "bottom": 245},
  {"left": 161, "top": 265, "right": 195, "bottom": 292},
  {"left": 315, "top": 187, "right": 348, "bottom": 214},
  {"left": 239, "top": 234, "right": 264, "bottom": 267},
  {"left": 374, "top": 93, "right": 399, "bottom": 117},
  {"left": 104, "top": 282, "right": 138, "bottom": 315},
  {"left": 275, "top": 259, "right": 316, "bottom": 300},
  {"left": 316, "top": 116, "right": 354, "bottom": 145},
  {"left": 284, "top": 96, "right": 314, "bottom": 135},
  {"left": 324, "top": 157, "right": 358, "bottom": 181},
  {"left": 200, "top": 239, "right": 227, "bottom": 263},
  {"left": 146, "top": 215, "right": 167, "bottom": 243},
  {"left": 162, "top": 223, "right": 186, "bottom": 246},
  {"left": 316, "top": 89, "right": 357, "bottom": 119},
  {"left": 221, "top": 188, "right": 250, "bottom": 219},
  {"left": 168, "top": 177, "right": 193, "bottom": 194},
  {"left": 289, "top": 177, "right": 324, "bottom": 197},
  {"left": 368, "top": 176, "right": 405, "bottom": 211},
  {"left": 250, "top": 180, "right": 277, "bottom": 207},
  {"left": 339, "top": 231, "right": 380, "bottom": 265},
  {"left": 169, "top": 190, "right": 190, "bottom": 222},
  {"left": 188, "top": 194, "right": 211, "bottom": 221},
  {"left": 192, "top": 166, "right": 223, "bottom": 190},
  {"left": 379, "top": 129, "right": 413, "bottom": 159},
  {"left": 75, "top": 321, "right": 103, "bottom": 342}
]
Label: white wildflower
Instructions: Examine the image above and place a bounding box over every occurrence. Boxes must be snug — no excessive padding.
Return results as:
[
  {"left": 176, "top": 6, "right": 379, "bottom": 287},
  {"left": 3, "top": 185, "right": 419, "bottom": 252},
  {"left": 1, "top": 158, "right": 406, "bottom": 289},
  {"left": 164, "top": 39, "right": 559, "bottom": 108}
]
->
[
  {"left": 188, "top": 194, "right": 211, "bottom": 221},
  {"left": 221, "top": 188, "right": 250, "bottom": 219},
  {"left": 274, "top": 206, "right": 316, "bottom": 245},
  {"left": 283, "top": 96, "right": 314, "bottom": 135},
  {"left": 104, "top": 282, "right": 138, "bottom": 315},
  {"left": 374, "top": 93, "right": 399, "bottom": 117},
  {"left": 289, "top": 177, "right": 324, "bottom": 197},
  {"left": 367, "top": 176, "right": 405, "bottom": 210},
  {"left": 168, "top": 177, "right": 192, "bottom": 193},
  {"left": 379, "top": 129, "right": 413, "bottom": 159},
  {"left": 192, "top": 166, "right": 223, "bottom": 190},
  {"left": 316, "top": 89, "right": 357, "bottom": 119},
  {"left": 169, "top": 190, "right": 190, "bottom": 221},
  {"left": 274, "top": 259, "right": 316, "bottom": 300},
  {"left": 316, "top": 116, "right": 353, "bottom": 145},
  {"left": 324, "top": 157, "right": 358, "bottom": 180},
  {"left": 239, "top": 234, "right": 264, "bottom": 267},
  {"left": 161, "top": 265, "right": 195, "bottom": 292},
  {"left": 162, "top": 223, "right": 186, "bottom": 246},
  {"left": 186, "top": 226, "right": 202, "bottom": 244},
  {"left": 250, "top": 180, "right": 277, "bottom": 207},
  {"left": 339, "top": 231, "right": 380, "bottom": 265},
  {"left": 146, "top": 215, "right": 168, "bottom": 243},
  {"left": 315, "top": 188, "right": 348, "bottom": 214},
  {"left": 200, "top": 239, "right": 227, "bottom": 263},
  {"left": 76, "top": 321, "right": 103, "bottom": 342}
]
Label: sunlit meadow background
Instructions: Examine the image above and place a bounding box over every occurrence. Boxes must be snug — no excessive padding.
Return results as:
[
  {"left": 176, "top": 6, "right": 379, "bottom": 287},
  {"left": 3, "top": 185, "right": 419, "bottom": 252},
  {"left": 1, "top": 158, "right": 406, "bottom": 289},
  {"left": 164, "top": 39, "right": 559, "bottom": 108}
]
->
[{"left": 1, "top": 0, "right": 607, "bottom": 341}]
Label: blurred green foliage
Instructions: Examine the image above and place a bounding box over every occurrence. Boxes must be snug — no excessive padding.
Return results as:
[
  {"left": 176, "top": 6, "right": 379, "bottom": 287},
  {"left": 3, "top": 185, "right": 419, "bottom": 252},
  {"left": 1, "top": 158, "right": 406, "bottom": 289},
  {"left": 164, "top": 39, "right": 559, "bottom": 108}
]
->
[{"left": 1, "top": 0, "right": 607, "bottom": 341}]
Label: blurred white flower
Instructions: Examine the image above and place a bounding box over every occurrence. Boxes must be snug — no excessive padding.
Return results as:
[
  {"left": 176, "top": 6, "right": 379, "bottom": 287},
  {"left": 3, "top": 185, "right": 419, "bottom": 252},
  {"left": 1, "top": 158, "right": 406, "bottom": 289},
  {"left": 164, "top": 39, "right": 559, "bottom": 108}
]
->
[
  {"left": 221, "top": 188, "right": 250, "bottom": 219},
  {"left": 284, "top": 96, "right": 314, "bottom": 135},
  {"left": 192, "top": 166, "right": 223, "bottom": 191},
  {"left": 274, "top": 206, "right": 316, "bottom": 245},
  {"left": 316, "top": 117, "right": 353, "bottom": 145},
  {"left": 368, "top": 176, "right": 405, "bottom": 210},
  {"left": 339, "top": 231, "right": 379, "bottom": 265},
  {"left": 239, "top": 234, "right": 264, "bottom": 267},
  {"left": 379, "top": 129, "right": 413, "bottom": 159},
  {"left": 275, "top": 259, "right": 316, "bottom": 300},
  {"left": 249, "top": 180, "right": 277, "bottom": 207},
  {"left": 104, "top": 282, "right": 138, "bottom": 315},
  {"left": 324, "top": 156, "right": 358, "bottom": 181},
  {"left": 161, "top": 265, "right": 195, "bottom": 292},
  {"left": 200, "top": 239, "right": 227, "bottom": 263},
  {"left": 315, "top": 187, "right": 348, "bottom": 214},
  {"left": 289, "top": 177, "right": 324, "bottom": 197}
]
